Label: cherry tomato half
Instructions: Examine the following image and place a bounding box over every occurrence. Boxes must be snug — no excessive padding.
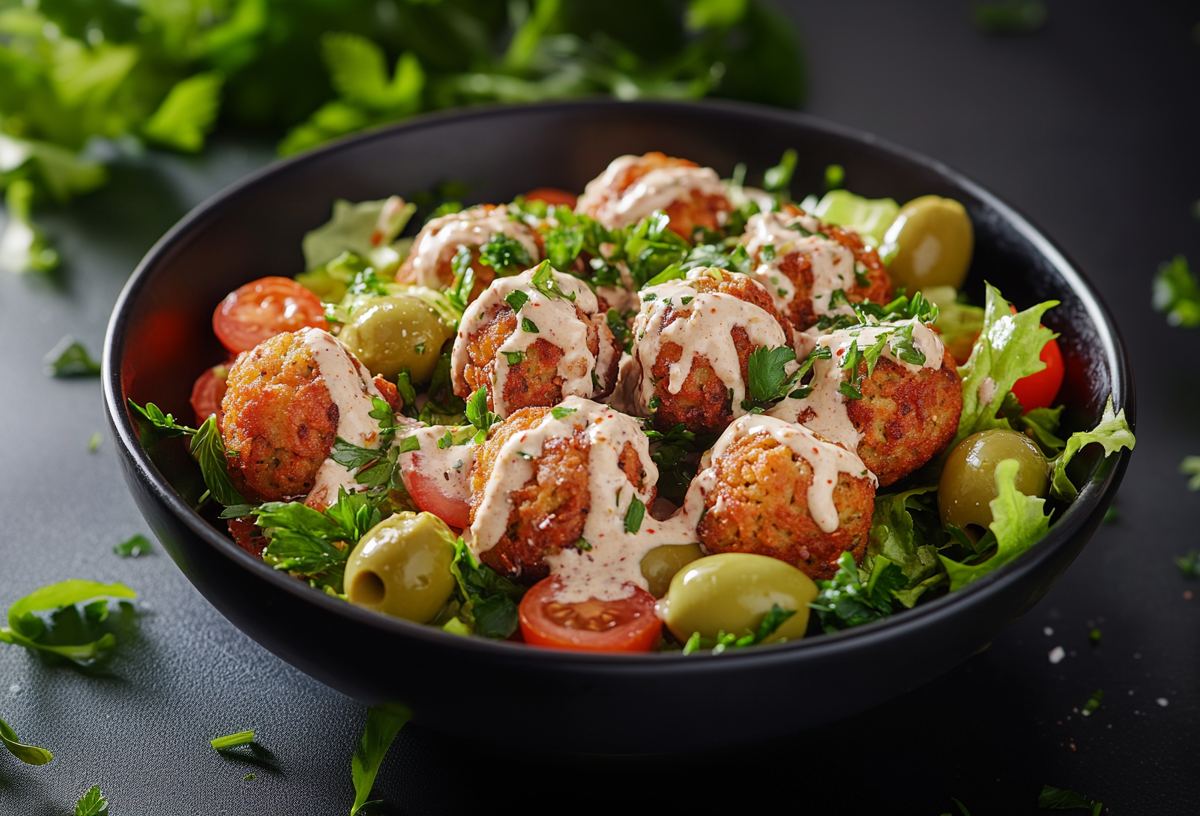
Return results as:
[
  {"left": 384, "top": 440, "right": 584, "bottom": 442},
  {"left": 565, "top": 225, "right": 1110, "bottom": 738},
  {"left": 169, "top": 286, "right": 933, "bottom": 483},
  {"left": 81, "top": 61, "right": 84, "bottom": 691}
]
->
[
  {"left": 524, "top": 187, "right": 578, "bottom": 209},
  {"left": 190, "top": 364, "right": 229, "bottom": 425},
  {"left": 519, "top": 578, "right": 661, "bottom": 653},
  {"left": 400, "top": 455, "right": 471, "bottom": 529},
  {"left": 1007, "top": 305, "right": 1064, "bottom": 412},
  {"left": 213, "top": 276, "right": 328, "bottom": 354}
]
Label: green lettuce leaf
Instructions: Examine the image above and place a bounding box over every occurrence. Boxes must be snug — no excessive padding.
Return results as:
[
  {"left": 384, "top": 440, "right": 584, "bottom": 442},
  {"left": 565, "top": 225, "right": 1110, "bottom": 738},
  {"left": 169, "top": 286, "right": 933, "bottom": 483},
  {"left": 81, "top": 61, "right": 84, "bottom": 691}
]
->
[
  {"left": 301, "top": 198, "right": 416, "bottom": 272},
  {"left": 1049, "top": 397, "right": 1135, "bottom": 500},
  {"left": 803, "top": 188, "right": 899, "bottom": 248},
  {"left": 866, "top": 487, "right": 947, "bottom": 607},
  {"left": 940, "top": 459, "right": 1050, "bottom": 590}
]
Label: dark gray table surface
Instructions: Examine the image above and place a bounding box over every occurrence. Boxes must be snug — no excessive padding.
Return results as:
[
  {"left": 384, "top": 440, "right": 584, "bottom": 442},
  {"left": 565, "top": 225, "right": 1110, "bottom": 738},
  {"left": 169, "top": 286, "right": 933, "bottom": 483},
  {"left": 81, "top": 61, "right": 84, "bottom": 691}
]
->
[{"left": 2, "top": 2, "right": 1198, "bottom": 813}]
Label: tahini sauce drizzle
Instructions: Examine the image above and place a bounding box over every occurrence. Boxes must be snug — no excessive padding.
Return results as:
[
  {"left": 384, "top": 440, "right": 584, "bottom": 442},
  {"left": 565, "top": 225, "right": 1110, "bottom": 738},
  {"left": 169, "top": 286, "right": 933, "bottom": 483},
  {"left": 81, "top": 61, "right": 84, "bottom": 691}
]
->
[
  {"left": 741, "top": 211, "right": 857, "bottom": 317},
  {"left": 451, "top": 268, "right": 608, "bottom": 417},
  {"left": 628, "top": 268, "right": 791, "bottom": 418},
  {"left": 576, "top": 156, "right": 728, "bottom": 229},
  {"left": 690, "top": 414, "right": 873, "bottom": 534},
  {"left": 407, "top": 205, "right": 540, "bottom": 288},
  {"left": 300, "top": 328, "right": 388, "bottom": 508},
  {"left": 468, "top": 396, "right": 701, "bottom": 602},
  {"left": 395, "top": 425, "right": 476, "bottom": 507},
  {"left": 769, "top": 318, "right": 945, "bottom": 454}
]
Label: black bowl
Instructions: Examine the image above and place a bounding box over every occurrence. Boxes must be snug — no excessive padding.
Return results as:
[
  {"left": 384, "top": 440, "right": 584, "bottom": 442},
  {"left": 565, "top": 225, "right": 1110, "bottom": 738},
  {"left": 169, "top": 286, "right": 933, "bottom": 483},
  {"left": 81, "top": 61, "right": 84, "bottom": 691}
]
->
[{"left": 103, "top": 99, "right": 1133, "bottom": 753}]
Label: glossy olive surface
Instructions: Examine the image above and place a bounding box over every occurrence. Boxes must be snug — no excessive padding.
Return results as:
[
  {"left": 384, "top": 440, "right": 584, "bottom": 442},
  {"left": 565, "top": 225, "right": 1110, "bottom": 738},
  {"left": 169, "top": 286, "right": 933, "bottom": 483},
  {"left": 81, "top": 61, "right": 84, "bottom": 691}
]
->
[
  {"left": 882, "top": 195, "right": 974, "bottom": 291},
  {"left": 337, "top": 294, "right": 453, "bottom": 382},
  {"left": 640, "top": 543, "right": 703, "bottom": 598},
  {"left": 344, "top": 512, "right": 457, "bottom": 623},
  {"left": 938, "top": 430, "right": 1050, "bottom": 532},
  {"left": 658, "top": 553, "right": 817, "bottom": 644}
]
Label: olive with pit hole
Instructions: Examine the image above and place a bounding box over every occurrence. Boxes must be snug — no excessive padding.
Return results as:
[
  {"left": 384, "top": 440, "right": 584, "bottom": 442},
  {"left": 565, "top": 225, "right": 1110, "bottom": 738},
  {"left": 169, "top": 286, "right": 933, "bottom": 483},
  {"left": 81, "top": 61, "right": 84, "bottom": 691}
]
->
[
  {"left": 640, "top": 543, "right": 703, "bottom": 598},
  {"left": 344, "top": 512, "right": 457, "bottom": 623},
  {"left": 338, "top": 294, "right": 454, "bottom": 383},
  {"left": 938, "top": 429, "right": 1050, "bottom": 535},
  {"left": 881, "top": 195, "right": 974, "bottom": 291},
  {"left": 657, "top": 552, "right": 816, "bottom": 644}
]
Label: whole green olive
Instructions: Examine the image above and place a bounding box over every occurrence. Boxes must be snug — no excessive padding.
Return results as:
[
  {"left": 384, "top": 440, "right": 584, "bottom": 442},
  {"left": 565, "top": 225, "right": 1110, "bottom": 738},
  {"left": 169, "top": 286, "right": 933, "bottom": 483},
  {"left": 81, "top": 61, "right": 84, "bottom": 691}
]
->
[
  {"left": 658, "top": 553, "right": 817, "bottom": 644},
  {"left": 640, "top": 543, "right": 703, "bottom": 599},
  {"left": 344, "top": 512, "right": 457, "bottom": 623},
  {"left": 938, "top": 429, "right": 1050, "bottom": 535},
  {"left": 338, "top": 295, "right": 454, "bottom": 383},
  {"left": 880, "top": 195, "right": 974, "bottom": 292}
]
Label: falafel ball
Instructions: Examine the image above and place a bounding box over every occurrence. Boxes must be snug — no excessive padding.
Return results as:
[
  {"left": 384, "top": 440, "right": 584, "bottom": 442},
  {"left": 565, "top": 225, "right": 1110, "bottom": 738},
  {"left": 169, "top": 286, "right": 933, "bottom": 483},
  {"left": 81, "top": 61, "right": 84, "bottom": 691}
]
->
[
  {"left": 694, "top": 415, "right": 876, "bottom": 581},
  {"left": 451, "top": 266, "right": 622, "bottom": 417},
  {"left": 395, "top": 204, "right": 542, "bottom": 301},
  {"left": 469, "top": 399, "right": 656, "bottom": 584},
  {"left": 575, "top": 152, "right": 733, "bottom": 240},
  {"left": 628, "top": 267, "right": 796, "bottom": 435},
  {"left": 771, "top": 319, "right": 963, "bottom": 486},
  {"left": 742, "top": 207, "right": 892, "bottom": 333},
  {"left": 220, "top": 328, "right": 395, "bottom": 503}
]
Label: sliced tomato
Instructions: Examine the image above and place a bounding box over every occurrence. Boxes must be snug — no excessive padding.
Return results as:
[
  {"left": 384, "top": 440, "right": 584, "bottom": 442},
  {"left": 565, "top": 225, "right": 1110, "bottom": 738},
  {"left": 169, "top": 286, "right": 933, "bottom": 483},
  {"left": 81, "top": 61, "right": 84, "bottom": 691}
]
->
[
  {"left": 213, "top": 276, "right": 328, "bottom": 354},
  {"left": 524, "top": 187, "right": 578, "bottom": 209},
  {"left": 400, "top": 455, "right": 470, "bottom": 529},
  {"left": 519, "top": 577, "right": 661, "bottom": 652},
  {"left": 1011, "top": 333, "right": 1064, "bottom": 412},
  {"left": 190, "top": 364, "right": 229, "bottom": 425}
]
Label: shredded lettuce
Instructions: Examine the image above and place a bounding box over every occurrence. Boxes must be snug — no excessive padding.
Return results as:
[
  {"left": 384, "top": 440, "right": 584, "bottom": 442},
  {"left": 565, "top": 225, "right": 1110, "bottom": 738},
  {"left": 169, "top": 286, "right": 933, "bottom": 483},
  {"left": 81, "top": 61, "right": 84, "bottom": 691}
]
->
[
  {"left": 1049, "top": 397, "right": 1135, "bottom": 500},
  {"left": 799, "top": 189, "right": 899, "bottom": 248},
  {"left": 301, "top": 196, "right": 416, "bottom": 273},
  {"left": 865, "top": 488, "right": 948, "bottom": 608}
]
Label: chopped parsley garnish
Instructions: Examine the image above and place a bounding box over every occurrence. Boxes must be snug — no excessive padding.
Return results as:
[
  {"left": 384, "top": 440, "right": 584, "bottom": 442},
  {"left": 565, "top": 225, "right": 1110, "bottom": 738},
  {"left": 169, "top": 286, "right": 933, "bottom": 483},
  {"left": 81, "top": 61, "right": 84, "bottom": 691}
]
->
[
  {"left": 1176, "top": 549, "right": 1200, "bottom": 579},
  {"left": 503, "top": 350, "right": 525, "bottom": 366},
  {"left": 521, "top": 317, "right": 539, "bottom": 334},
  {"left": 414, "top": 342, "right": 426, "bottom": 355},
  {"left": 478, "top": 232, "right": 532, "bottom": 273},
  {"left": 574, "top": 538, "right": 592, "bottom": 552},
  {"left": 398, "top": 435, "right": 420, "bottom": 454},
  {"left": 529, "top": 259, "right": 576, "bottom": 301},
  {"left": 624, "top": 212, "right": 691, "bottom": 287},
  {"left": 351, "top": 704, "right": 411, "bottom": 816},
  {"left": 1080, "top": 688, "right": 1103, "bottom": 717},
  {"left": 647, "top": 396, "right": 662, "bottom": 412},
  {"left": 113, "top": 534, "right": 153, "bottom": 558},
  {"left": 0, "top": 713, "right": 53, "bottom": 765},
  {"left": 682, "top": 604, "right": 797, "bottom": 655},
  {"left": 505, "top": 290, "right": 530, "bottom": 313},
  {"left": 623, "top": 497, "right": 646, "bottom": 534},
  {"left": 760, "top": 244, "right": 776, "bottom": 262},
  {"left": 87, "top": 431, "right": 102, "bottom": 452},
  {"left": 446, "top": 247, "right": 477, "bottom": 318},
  {"left": 44, "top": 336, "right": 102, "bottom": 377},
  {"left": 643, "top": 423, "right": 700, "bottom": 505},
  {"left": 824, "top": 163, "right": 844, "bottom": 190},
  {"left": 742, "top": 344, "right": 828, "bottom": 412},
  {"left": 810, "top": 552, "right": 904, "bottom": 632},
  {"left": 210, "top": 730, "right": 256, "bottom": 750},
  {"left": 466, "top": 387, "right": 502, "bottom": 444},
  {"left": 74, "top": 785, "right": 108, "bottom": 816},
  {"left": 0, "top": 579, "right": 136, "bottom": 666},
  {"left": 763, "top": 148, "right": 797, "bottom": 199},
  {"left": 607, "top": 309, "right": 633, "bottom": 354},
  {"left": 448, "top": 539, "right": 526, "bottom": 638},
  {"left": 551, "top": 405, "right": 577, "bottom": 420},
  {"left": 1088, "top": 628, "right": 1102, "bottom": 644}
]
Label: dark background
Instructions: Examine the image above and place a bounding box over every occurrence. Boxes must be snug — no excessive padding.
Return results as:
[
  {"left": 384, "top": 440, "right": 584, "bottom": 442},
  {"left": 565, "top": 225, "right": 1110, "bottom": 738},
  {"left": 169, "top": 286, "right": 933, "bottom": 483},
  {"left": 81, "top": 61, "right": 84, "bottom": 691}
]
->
[{"left": 2, "top": 1, "right": 1198, "bottom": 813}]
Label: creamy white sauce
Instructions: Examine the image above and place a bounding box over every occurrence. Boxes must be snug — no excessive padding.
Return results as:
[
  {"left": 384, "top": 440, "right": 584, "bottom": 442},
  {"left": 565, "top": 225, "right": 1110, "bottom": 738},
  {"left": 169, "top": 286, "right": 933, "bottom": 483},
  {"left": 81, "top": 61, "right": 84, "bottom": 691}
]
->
[
  {"left": 690, "top": 414, "right": 873, "bottom": 534},
  {"left": 741, "top": 211, "right": 857, "bottom": 318},
  {"left": 576, "top": 155, "right": 728, "bottom": 230},
  {"left": 628, "top": 268, "right": 792, "bottom": 419},
  {"left": 396, "top": 425, "right": 476, "bottom": 508},
  {"left": 467, "top": 396, "right": 701, "bottom": 603},
  {"left": 769, "top": 318, "right": 945, "bottom": 456},
  {"left": 407, "top": 205, "right": 540, "bottom": 288},
  {"left": 452, "top": 267, "right": 608, "bottom": 417},
  {"left": 299, "top": 328, "right": 388, "bottom": 509},
  {"left": 978, "top": 376, "right": 996, "bottom": 406}
]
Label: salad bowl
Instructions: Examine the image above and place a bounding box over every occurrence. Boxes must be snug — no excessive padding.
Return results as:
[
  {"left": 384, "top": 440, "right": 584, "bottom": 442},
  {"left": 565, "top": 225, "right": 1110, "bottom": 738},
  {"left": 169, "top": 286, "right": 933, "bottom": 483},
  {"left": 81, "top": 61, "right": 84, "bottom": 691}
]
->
[{"left": 103, "top": 99, "right": 1133, "bottom": 752}]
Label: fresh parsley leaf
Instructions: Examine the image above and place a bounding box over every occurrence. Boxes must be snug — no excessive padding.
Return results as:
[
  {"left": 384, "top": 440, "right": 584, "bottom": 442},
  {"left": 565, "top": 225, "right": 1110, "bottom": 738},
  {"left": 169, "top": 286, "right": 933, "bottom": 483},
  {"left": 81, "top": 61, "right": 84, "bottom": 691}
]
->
[
  {"left": 745, "top": 345, "right": 797, "bottom": 405},
  {"left": 521, "top": 317, "right": 539, "bottom": 333},
  {"left": 255, "top": 489, "right": 383, "bottom": 591},
  {"left": 529, "top": 259, "right": 576, "bottom": 301},
  {"left": 0, "top": 580, "right": 136, "bottom": 666},
  {"left": 505, "top": 290, "right": 530, "bottom": 313},
  {"left": 74, "top": 785, "right": 107, "bottom": 816},
  {"left": 191, "top": 416, "right": 245, "bottom": 506},
  {"left": 465, "top": 387, "right": 502, "bottom": 444},
  {"left": 1048, "top": 397, "right": 1135, "bottom": 500},
  {"left": 1153, "top": 255, "right": 1200, "bottom": 328},
  {"left": 351, "top": 703, "right": 411, "bottom": 816},
  {"left": 644, "top": 423, "right": 701, "bottom": 505},
  {"left": 449, "top": 540, "right": 525, "bottom": 638},
  {"left": 0, "top": 714, "right": 53, "bottom": 766},
  {"left": 624, "top": 212, "right": 691, "bottom": 287},
  {"left": 1176, "top": 549, "right": 1200, "bottom": 579},
  {"left": 478, "top": 232, "right": 532, "bottom": 273},
  {"left": 1181, "top": 456, "right": 1200, "bottom": 490},
  {"left": 113, "top": 534, "right": 153, "bottom": 558},
  {"left": 574, "top": 538, "right": 592, "bottom": 552},
  {"left": 682, "top": 604, "right": 797, "bottom": 655},
  {"left": 142, "top": 71, "right": 223, "bottom": 153},
  {"left": 551, "top": 406, "right": 577, "bottom": 420},
  {"left": 503, "top": 350, "right": 525, "bottom": 366},
  {"left": 865, "top": 487, "right": 947, "bottom": 608},
  {"left": 44, "top": 336, "right": 102, "bottom": 377},
  {"left": 210, "top": 730, "right": 255, "bottom": 750},
  {"left": 762, "top": 148, "right": 797, "bottom": 196},
  {"left": 331, "top": 438, "right": 385, "bottom": 470},
  {"left": 623, "top": 497, "right": 646, "bottom": 534},
  {"left": 398, "top": 435, "right": 420, "bottom": 454},
  {"left": 810, "top": 552, "right": 904, "bottom": 632}
]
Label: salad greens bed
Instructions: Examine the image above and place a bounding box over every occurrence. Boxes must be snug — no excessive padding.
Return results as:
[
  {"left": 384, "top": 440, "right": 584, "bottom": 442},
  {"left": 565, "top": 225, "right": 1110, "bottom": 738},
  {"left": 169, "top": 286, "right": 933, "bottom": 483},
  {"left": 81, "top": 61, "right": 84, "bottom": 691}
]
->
[{"left": 126, "top": 154, "right": 1134, "bottom": 644}]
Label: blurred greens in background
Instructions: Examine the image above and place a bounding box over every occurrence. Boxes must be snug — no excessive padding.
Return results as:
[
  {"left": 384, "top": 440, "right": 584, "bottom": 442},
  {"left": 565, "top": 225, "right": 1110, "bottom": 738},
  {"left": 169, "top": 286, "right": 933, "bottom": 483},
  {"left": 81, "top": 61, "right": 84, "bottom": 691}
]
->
[{"left": 0, "top": 0, "right": 805, "bottom": 273}]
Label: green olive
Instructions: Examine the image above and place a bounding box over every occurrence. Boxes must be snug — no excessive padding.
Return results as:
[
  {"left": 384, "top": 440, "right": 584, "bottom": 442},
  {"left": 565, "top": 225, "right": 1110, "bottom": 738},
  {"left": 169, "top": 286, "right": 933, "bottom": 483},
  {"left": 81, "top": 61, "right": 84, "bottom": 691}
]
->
[
  {"left": 344, "top": 512, "right": 457, "bottom": 623},
  {"left": 640, "top": 543, "right": 703, "bottom": 598},
  {"left": 338, "top": 295, "right": 454, "bottom": 383},
  {"left": 938, "top": 429, "right": 1050, "bottom": 534},
  {"left": 881, "top": 195, "right": 974, "bottom": 291},
  {"left": 658, "top": 553, "right": 817, "bottom": 644}
]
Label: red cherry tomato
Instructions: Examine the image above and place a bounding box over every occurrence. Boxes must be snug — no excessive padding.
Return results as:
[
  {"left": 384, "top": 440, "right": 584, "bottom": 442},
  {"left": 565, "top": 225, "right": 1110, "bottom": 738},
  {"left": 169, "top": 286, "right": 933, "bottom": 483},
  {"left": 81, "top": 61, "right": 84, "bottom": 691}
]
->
[
  {"left": 190, "top": 364, "right": 229, "bottom": 425},
  {"left": 213, "top": 276, "right": 328, "bottom": 354},
  {"left": 400, "top": 455, "right": 471, "bottom": 529},
  {"left": 1007, "top": 304, "right": 1064, "bottom": 412},
  {"left": 524, "top": 187, "right": 578, "bottom": 209},
  {"left": 518, "top": 578, "right": 662, "bottom": 653}
]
